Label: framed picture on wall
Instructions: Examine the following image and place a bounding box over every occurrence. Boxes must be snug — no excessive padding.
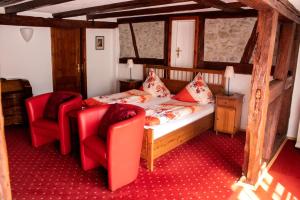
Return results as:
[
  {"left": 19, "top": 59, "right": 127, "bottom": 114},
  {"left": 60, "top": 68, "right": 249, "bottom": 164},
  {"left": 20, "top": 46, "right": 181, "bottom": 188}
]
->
[{"left": 95, "top": 36, "right": 104, "bottom": 50}]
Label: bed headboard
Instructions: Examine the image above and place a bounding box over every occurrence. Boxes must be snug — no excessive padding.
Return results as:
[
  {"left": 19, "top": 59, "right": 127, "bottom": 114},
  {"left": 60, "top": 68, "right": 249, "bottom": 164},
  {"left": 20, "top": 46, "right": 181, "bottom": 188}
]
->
[{"left": 143, "top": 64, "right": 225, "bottom": 95}]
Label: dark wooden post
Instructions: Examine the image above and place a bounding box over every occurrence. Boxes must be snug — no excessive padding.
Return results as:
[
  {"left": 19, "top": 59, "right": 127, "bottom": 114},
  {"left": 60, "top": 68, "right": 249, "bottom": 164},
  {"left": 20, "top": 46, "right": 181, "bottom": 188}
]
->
[
  {"left": 243, "top": 10, "right": 278, "bottom": 185},
  {"left": 0, "top": 81, "right": 12, "bottom": 200},
  {"left": 263, "top": 22, "right": 296, "bottom": 161},
  {"left": 276, "top": 25, "right": 300, "bottom": 137}
]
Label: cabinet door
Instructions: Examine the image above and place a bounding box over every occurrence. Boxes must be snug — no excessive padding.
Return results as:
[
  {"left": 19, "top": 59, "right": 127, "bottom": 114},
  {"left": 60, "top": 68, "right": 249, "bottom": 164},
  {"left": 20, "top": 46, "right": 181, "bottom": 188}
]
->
[{"left": 215, "top": 107, "right": 236, "bottom": 133}]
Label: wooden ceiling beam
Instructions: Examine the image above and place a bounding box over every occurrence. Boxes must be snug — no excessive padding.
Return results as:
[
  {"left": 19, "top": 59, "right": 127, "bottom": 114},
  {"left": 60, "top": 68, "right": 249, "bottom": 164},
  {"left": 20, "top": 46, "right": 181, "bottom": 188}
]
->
[
  {"left": 238, "top": 0, "right": 300, "bottom": 23},
  {"left": 88, "top": 4, "right": 207, "bottom": 20},
  {"left": 5, "top": 0, "right": 74, "bottom": 14},
  {"left": 0, "top": 14, "right": 118, "bottom": 28},
  {"left": 0, "top": 0, "right": 23, "bottom": 7},
  {"left": 88, "top": 2, "right": 245, "bottom": 20},
  {"left": 117, "top": 9, "right": 257, "bottom": 24},
  {"left": 193, "top": 0, "right": 244, "bottom": 12},
  {"left": 52, "top": 0, "right": 191, "bottom": 19}
]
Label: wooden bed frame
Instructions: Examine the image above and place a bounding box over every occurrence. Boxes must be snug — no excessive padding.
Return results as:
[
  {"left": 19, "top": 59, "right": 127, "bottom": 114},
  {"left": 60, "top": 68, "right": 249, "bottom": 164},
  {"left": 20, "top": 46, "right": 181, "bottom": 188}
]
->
[{"left": 140, "top": 64, "right": 225, "bottom": 171}]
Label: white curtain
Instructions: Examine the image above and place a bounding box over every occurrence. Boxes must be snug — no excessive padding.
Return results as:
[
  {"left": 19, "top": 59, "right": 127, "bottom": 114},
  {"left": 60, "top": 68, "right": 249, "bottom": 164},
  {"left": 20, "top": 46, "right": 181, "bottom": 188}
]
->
[{"left": 296, "top": 121, "right": 300, "bottom": 148}]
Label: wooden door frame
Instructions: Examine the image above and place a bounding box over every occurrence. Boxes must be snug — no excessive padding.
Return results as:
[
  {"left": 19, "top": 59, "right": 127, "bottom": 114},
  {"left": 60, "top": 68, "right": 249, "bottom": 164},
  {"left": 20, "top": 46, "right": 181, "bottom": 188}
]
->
[
  {"left": 168, "top": 16, "right": 200, "bottom": 68},
  {"left": 51, "top": 27, "right": 87, "bottom": 99},
  {"left": 80, "top": 28, "right": 87, "bottom": 99}
]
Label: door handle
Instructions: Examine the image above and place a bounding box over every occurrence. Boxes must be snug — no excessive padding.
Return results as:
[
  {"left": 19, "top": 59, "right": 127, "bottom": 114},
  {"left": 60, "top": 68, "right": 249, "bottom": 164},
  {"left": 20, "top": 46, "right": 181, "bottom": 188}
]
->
[{"left": 77, "top": 64, "right": 80, "bottom": 73}]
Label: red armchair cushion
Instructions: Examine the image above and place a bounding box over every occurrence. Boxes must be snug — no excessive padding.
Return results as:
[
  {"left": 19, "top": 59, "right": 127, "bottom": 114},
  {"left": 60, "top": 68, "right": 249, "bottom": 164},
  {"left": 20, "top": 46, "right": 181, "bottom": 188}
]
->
[
  {"left": 83, "top": 135, "right": 107, "bottom": 167},
  {"left": 44, "top": 92, "right": 75, "bottom": 121},
  {"left": 98, "top": 103, "right": 137, "bottom": 139},
  {"left": 32, "top": 119, "right": 59, "bottom": 131}
]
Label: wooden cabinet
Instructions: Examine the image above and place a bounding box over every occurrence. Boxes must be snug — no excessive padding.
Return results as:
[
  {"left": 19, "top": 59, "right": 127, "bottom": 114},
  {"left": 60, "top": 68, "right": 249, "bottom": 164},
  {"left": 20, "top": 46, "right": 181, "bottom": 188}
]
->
[
  {"left": 214, "top": 93, "right": 244, "bottom": 137},
  {"left": 1, "top": 79, "right": 32, "bottom": 126},
  {"left": 119, "top": 79, "right": 143, "bottom": 92}
]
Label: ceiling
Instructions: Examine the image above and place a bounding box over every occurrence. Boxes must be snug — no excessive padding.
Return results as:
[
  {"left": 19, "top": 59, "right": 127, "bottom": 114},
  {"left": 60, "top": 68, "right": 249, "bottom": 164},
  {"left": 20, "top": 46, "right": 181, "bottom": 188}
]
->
[
  {"left": 0, "top": 0, "right": 238, "bottom": 14},
  {"left": 0, "top": 0, "right": 298, "bottom": 20}
]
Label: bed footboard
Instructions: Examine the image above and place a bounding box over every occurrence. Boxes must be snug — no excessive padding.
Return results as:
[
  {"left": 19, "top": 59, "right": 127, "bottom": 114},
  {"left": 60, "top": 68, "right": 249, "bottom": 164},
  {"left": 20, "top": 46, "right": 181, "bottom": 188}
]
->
[{"left": 141, "top": 113, "right": 214, "bottom": 171}]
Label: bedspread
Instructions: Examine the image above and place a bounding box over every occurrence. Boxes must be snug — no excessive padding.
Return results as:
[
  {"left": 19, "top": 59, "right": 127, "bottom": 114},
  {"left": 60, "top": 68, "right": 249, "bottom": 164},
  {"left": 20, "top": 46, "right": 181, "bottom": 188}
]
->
[
  {"left": 145, "top": 101, "right": 200, "bottom": 126},
  {"left": 83, "top": 89, "right": 152, "bottom": 107}
]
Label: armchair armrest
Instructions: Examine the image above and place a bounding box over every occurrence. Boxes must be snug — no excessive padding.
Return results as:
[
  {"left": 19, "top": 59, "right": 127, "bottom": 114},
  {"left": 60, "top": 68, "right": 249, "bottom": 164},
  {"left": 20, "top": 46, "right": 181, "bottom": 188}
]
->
[
  {"left": 25, "top": 93, "right": 51, "bottom": 122},
  {"left": 58, "top": 95, "right": 82, "bottom": 127},
  {"left": 78, "top": 105, "right": 110, "bottom": 141}
]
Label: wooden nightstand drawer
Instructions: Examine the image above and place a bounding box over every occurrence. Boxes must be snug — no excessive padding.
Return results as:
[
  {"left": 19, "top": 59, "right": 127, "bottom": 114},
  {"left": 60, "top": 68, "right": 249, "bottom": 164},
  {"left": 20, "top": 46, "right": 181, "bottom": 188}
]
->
[{"left": 217, "top": 98, "right": 236, "bottom": 107}]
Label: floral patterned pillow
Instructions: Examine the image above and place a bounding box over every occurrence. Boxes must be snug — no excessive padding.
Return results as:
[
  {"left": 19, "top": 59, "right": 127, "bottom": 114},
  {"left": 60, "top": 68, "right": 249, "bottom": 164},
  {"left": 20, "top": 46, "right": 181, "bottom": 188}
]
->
[
  {"left": 142, "top": 69, "right": 171, "bottom": 98},
  {"left": 173, "top": 72, "right": 214, "bottom": 104}
]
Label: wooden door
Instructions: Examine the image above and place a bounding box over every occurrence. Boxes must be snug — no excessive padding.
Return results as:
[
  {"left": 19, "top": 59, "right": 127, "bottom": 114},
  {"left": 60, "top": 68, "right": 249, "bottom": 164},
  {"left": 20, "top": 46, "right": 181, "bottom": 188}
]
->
[
  {"left": 215, "top": 107, "right": 236, "bottom": 133},
  {"left": 170, "top": 19, "right": 196, "bottom": 68},
  {"left": 51, "top": 28, "right": 86, "bottom": 97}
]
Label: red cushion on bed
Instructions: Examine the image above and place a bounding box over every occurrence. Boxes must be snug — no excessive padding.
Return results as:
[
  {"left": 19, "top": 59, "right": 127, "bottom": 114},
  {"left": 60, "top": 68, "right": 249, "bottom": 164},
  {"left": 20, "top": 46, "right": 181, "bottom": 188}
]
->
[
  {"left": 44, "top": 92, "right": 75, "bottom": 121},
  {"left": 173, "top": 88, "right": 196, "bottom": 102},
  {"left": 98, "top": 103, "right": 137, "bottom": 139},
  {"left": 173, "top": 73, "right": 214, "bottom": 104}
]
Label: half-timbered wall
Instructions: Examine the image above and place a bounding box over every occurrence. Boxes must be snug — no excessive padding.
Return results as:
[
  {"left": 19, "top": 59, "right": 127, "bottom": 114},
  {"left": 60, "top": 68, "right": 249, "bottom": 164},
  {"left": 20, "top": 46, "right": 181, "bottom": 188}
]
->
[
  {"left": 119, "top": 22, "right": 165, "bottom": 59},
  {"left": 204, "top": 17, "right": 256, "bottom": 62}
]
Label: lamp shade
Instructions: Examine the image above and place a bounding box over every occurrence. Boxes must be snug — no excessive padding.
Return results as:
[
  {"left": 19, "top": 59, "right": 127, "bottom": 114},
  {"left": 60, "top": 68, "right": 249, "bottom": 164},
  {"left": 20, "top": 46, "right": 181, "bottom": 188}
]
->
[
  {"left": 20, "top": 28, "right": 34, "bottom": 42},
  {"left": 224, "top": 66, "right": 235, "bottom": 78},
  {"left": 127, "top": 59, "right": 134, "bottom": 69}
]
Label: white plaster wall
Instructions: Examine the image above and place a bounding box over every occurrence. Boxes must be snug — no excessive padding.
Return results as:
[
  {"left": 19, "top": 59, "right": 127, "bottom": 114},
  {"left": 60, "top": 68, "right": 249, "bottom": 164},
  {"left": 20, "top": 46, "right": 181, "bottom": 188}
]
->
[
  {"left": 118, "top": 64, "right": 143, "bottom": 82},
  {"left": 86, "top": 29, "right": 118, "bottom": 97},
  {"left": 226, "top": 74, "right": 251, "bottom": 130},
  {"left": 287, "top": 46, "right": 300, "bottom": 138},
  {"left": 0, "top": 25, "right": 53, "bottom": 95},
  {"left": 0, "top": 25, "right": 119, "bottom": 98}
]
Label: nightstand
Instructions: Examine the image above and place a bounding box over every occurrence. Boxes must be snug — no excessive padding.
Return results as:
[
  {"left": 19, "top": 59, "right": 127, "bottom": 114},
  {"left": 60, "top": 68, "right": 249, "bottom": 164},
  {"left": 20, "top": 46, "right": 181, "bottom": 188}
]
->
[
  {"left": 119, "top": 79, "right": 143, "bottom": 92},
  {"left": 214, "top": 93, "right": 244, "bottom": 137}
]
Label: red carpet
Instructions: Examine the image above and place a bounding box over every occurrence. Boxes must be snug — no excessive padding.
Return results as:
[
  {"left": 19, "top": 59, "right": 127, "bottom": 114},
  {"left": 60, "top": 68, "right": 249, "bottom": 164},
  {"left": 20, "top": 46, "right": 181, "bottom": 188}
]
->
[
  {"left": 268, "top": 140, "right": 300, "bottom": 198},
  {"left": 5, "top": 126, "right": 244, "bottom": 199}
]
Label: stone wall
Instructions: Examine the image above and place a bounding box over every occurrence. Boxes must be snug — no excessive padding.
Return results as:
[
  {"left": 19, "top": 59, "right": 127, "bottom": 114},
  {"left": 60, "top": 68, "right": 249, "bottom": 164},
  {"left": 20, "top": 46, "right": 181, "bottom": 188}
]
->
[
  {"left": 204, "top": 17, "right": 257, "bottom": 63},
  {"left": 119, "top": 21, "right": 165, "bottom": 59}
]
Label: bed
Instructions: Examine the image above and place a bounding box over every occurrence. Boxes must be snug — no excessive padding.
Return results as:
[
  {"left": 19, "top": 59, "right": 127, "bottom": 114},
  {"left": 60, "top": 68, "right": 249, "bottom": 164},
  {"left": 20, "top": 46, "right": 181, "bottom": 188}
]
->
[
  {"left": 140, "top": 64, "right": 225, "bottom": 171},
  {"left": 84, "top": 64, "right": 225, "bottom": 171}
]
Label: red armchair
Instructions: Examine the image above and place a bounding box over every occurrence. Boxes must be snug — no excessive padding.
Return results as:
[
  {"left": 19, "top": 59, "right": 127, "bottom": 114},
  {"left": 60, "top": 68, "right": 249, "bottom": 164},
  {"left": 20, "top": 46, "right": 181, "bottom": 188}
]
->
[
  {"left": 26, "top": 91, "right": 82, "bottom": 155},
  {"left": 77, "top": 104, "right": 145, "bottom": 191}
]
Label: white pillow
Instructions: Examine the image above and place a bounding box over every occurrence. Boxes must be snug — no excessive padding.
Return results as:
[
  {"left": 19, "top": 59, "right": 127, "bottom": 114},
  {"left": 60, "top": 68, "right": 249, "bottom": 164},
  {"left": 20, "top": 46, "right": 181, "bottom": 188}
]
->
[{"left": 142, "top": 69, "right": 171, "bottom": 98}]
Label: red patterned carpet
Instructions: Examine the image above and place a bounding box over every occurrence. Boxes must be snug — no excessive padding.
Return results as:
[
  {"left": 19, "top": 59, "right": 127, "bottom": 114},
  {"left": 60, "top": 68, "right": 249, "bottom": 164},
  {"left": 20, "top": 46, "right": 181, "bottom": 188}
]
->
[
  {"left": 5, "top": 126, "right": 244, "bottom": 199},
  {"left": 268, "top": 140, "right": 300, "bottom": 198}
]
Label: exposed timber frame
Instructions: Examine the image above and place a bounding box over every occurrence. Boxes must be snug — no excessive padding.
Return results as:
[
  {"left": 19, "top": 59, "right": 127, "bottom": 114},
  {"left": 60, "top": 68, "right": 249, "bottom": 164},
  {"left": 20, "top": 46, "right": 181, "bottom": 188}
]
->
[
  {"left": 5, "top": 0, "right": 74, "bottom": 14},
  {"left": 263, "top": 22, "right": 296, "bottom": 161},
  {"left": 118, "top": 9, "right": 258, "bottom": 73},
  {"left": 0, "top": 0, "right": 23, "bottom": 7},
  {"left": 240, "top": 20, "right": 258, "bottom": 64},
  {"left": 239, "top": 0, "right": 300, "bottom": 185},
  {"left": 0, "top": 14, "right": 118, "bottom": 29},
  {"left": 53, "top": 0, "right": 193, "bottom": 19},
  {"left": 243, "top": 10, "right": 279, "bottom": 185}
]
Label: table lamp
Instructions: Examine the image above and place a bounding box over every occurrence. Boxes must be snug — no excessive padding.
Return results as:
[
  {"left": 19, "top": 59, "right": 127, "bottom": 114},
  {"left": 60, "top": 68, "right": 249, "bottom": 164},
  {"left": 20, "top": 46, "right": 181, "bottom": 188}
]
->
[
  {"left": 127, "top": 59, "right": 134, "bottom": 81},
  {"left": 224, "top": 66, "right": 235, "bottom": 96}
]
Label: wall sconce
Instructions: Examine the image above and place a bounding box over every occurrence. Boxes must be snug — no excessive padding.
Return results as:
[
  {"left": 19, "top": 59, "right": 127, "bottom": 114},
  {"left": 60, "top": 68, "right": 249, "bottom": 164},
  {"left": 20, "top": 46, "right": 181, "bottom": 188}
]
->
[{"left": 20, "top": 28, "right": 34, "bottom": 42}]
